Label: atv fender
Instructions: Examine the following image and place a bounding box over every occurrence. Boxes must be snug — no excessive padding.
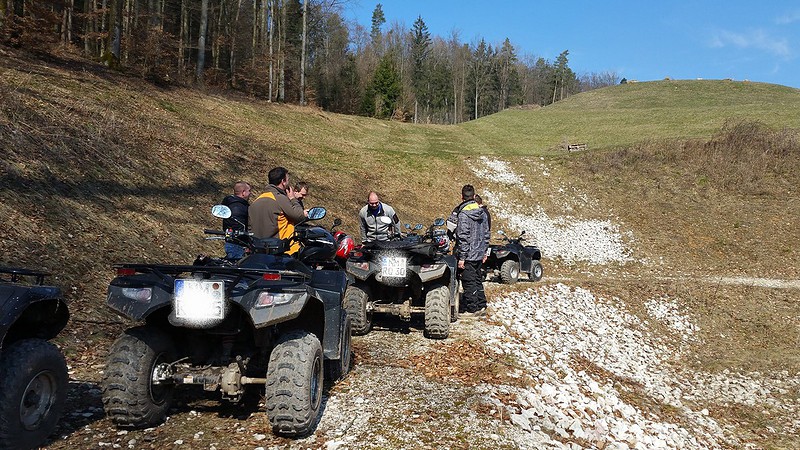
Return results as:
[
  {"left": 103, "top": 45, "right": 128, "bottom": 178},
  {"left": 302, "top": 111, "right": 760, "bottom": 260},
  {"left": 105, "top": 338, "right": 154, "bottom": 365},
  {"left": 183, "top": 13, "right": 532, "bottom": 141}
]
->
[
  {"left": 106, "top": 274, "right": 173, "bottom": 322},
  {"left": 0, "top": 285, "right": 69, "bottom": 346}
]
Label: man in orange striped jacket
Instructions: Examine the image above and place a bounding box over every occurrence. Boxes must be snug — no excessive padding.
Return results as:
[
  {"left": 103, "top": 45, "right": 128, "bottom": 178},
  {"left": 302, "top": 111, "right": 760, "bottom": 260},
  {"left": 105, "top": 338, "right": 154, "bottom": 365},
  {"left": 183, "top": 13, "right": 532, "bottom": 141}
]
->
[{"left": 249, "top": 167, "right": 307, "bottom": 254}]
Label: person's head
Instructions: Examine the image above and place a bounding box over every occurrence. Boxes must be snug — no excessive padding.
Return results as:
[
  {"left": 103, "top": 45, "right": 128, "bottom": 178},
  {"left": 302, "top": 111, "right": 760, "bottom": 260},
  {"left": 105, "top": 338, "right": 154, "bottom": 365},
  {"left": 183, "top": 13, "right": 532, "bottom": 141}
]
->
[
  {"left": 474, "top": 193, "right": 483, "bottom": 206},
  {"left": 461, "top": 184, "right": 475, "bottom": 201},
  {"left": 367, "top": 191, "right": 381, "bottom": 212},
  {"left": 294, "top": 181, "right": 309, "bottom": 201},
  {"left": 268, "top": 167, "right": 289, "bottom": 189},
  {"left": 233, "top": 181, "right": 251, "bottom": 199}
]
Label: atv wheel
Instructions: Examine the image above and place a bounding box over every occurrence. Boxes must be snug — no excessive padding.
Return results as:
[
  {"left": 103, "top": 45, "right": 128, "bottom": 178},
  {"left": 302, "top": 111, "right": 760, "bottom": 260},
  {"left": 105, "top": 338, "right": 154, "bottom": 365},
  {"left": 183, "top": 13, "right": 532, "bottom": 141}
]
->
[
  {"left": 325, "top": 316, "right": 352, "bottom": 382},
  {"left": 265, "top": 330, "right": 323, "bottom": 437},
  {"left": 500, "top": 260, "right": 520, "bottom": 284},
  {"left": 529, "top": 260, "right": 544, "bottom": 282},
  {"left": 0, "top": 339, "right": 68, "bottom": 449},
  {"left": 102, "top": 326, "right": 176, "bottom": 429},
  {"left": 344, "top": 283, "right": 372, "bottom": 335},
  {"left": 424, "top": 284, "right": 451, "bottom": 339}
]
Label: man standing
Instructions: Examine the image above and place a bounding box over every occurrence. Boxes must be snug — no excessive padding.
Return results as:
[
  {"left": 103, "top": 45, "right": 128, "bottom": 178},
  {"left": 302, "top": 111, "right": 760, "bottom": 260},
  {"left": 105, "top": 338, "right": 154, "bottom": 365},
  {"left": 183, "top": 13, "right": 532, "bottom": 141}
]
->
[
  {"left": 294, "top": 181, "right": 309, "bottom": 212},
  {"left": 358, "top": 191, "right": 401, "bottom": 243},
  {"left": 221, "top": 181, "right": 251, "bottom": 260},
  {"left": 453, "top": 185, "right": 490, "bottom": 315},
  {"left": 249, "top": 167, "right": 306, "bottom": 254}
]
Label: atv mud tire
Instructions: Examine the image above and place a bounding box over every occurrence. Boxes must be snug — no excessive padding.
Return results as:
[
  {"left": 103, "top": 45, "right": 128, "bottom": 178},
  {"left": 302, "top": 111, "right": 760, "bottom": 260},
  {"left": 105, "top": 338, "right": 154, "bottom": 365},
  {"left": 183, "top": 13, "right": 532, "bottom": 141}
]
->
[
  {"left": 529, "top": 260, "right": 544, "bottom": 282},
  {"left": 325, "top": 316, "right": 352, "bottom": 382},
  {"left": 500, "top": 260, "right": 520, "bottom": 284},
  {"left": 0, "top": 339, "right": 68, "bottom": 449},
  {"left": 344, "top": 283, "right": 372, "bottom": 335},
  {"left": 102, "top": 326, "right": 177, "bottom": 429},
  {"left": 265, "top": 330, "right": 324, "bottom": 437},
  {"left": 424, "top": 284, "right": 451, "bottom": 339}
]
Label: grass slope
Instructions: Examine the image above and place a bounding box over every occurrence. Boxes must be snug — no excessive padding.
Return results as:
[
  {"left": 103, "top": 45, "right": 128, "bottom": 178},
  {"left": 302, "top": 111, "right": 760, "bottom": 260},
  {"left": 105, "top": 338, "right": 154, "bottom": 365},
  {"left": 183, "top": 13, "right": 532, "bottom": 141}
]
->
[{"left": 462, "top": 79, "right": 800, "bottom": 154}]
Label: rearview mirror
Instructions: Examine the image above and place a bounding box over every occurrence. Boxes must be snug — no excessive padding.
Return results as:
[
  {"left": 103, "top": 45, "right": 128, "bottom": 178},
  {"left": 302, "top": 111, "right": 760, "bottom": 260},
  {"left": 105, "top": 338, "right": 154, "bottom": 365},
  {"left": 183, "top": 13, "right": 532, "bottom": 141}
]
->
[
  {"left": 414, "top": 224, "right": 423, "bottom": 230},
  {"left": 432, "top": 218, "right": 445, "bottom": 227},
  {"left": 307, "top": 207, "right": 327, "bottom": 220},
  {"left": 211, "top": 204, "right": 232, "bottom": 219},
  {"left": 497, "top": 230, "right": 506, "bottom": 236},
  {"left": 333, "top": 218, "right": 342, "bottom": 227}
]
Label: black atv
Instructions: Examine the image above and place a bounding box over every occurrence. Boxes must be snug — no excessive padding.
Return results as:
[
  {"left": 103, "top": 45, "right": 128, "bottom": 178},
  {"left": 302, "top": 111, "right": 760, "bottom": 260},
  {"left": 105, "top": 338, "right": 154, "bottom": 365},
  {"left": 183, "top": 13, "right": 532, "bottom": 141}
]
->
[
  {"left": 101, "top": 206, "right": 351, "bottom": 437},
  {"left": 0, "top": 267, "right": 69, "bottom": 449},
  {"left": 484, "top": 230, "right": 543, "bottom": 284},
  {"left": 345, "top": 218, "right": 458, "bottom": 339}
]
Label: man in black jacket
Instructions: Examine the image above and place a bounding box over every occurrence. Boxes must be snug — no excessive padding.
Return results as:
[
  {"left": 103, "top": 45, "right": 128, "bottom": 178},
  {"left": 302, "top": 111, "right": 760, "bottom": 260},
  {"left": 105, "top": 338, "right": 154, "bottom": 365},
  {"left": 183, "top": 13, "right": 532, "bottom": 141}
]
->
[
  {"left": 450, "top": 185, "right": 490, "bottom": 315},
  {"left": 221, "top": 181, "right": 251, "bottom": 260}
]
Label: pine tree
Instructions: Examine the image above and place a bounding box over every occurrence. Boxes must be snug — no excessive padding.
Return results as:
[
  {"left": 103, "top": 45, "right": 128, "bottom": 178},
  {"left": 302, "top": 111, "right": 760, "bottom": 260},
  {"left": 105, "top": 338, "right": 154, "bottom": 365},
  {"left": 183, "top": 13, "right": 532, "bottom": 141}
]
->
[
  {"left": 363, "top": 54, "right": 402, "bottom": 119},
  {"left": 370, "top": 3, "right": 385, "bottom": 48},
  {"left": 409, "top": 15, "right": 431, "bottom": 122}
]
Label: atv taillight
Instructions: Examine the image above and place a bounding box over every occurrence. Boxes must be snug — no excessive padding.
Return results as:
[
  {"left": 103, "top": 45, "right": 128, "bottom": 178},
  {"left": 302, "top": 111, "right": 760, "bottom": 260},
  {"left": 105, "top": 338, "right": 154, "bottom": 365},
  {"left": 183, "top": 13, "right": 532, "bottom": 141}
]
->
[
  {"left": 117, "top": 268, "right": 136, "bottom": 276},
  {"left": 262, "top": 273, "right": 281, "bottom": 281}
]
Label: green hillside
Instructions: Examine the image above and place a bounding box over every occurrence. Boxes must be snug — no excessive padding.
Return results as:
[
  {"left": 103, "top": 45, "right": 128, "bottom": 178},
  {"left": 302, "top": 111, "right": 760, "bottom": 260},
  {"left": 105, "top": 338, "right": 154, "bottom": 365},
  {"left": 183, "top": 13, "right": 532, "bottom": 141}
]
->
[{"left": 460, "top": 79, "right": 800, "bottom": 154}]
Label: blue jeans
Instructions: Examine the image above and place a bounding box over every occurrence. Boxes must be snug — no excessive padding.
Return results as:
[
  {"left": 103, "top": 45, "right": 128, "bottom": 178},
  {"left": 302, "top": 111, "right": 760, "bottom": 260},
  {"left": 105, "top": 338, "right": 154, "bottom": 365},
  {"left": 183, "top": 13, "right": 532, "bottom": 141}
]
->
[{"left": 224, "top": 243, "right": 245, "bottom": 260}]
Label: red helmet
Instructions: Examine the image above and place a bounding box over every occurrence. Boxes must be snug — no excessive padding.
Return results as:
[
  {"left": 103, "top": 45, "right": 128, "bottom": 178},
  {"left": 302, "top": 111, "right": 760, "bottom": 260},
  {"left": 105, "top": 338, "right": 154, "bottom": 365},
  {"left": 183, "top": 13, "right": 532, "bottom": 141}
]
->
[{"left": 335, "top": 232, "right": 355, "bottom": 259}]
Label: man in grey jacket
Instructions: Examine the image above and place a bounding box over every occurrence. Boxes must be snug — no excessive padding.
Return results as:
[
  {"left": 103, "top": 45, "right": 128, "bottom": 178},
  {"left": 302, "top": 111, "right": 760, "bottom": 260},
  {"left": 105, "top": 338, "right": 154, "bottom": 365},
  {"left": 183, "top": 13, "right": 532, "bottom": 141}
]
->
[
  {"left": 358, "top": 191, "right": 401, "bottom": 243},
  {"left": 452, "top": 184, "right": 490, "bottom": 315}
]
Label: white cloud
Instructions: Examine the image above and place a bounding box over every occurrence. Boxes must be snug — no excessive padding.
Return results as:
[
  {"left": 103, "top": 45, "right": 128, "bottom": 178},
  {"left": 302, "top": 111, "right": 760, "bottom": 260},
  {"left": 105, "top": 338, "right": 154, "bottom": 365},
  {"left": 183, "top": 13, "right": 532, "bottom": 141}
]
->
[
  {"left": 776, "top": 10, "right": 800, "bottom": 25},
  {"left": 709, "top": 29, "right": 791, "bottom": 58}
]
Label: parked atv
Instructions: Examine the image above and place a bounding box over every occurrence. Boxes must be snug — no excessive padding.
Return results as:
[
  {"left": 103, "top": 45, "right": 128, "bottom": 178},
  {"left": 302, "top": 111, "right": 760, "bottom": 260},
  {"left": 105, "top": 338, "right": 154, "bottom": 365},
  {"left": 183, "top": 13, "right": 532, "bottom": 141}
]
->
[
  {"left": 484, "top": 230, "right": 543, "bottom": 284},
  {"left": 345, "top": 218, "right": 458, "bottom": 339},
  {"left": 0, "top": 267, "right": 69, "bottom": 449},
  {"left": 101, "top": 206, "right": 351, "bottom": 438}
]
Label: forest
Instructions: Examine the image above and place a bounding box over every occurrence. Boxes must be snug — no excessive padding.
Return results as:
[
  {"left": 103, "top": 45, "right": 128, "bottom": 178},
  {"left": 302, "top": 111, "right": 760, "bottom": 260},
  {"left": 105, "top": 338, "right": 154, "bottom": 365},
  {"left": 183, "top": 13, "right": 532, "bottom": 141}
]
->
[{"left": 0, "top": 0, "right": 619, "bottom": 123}]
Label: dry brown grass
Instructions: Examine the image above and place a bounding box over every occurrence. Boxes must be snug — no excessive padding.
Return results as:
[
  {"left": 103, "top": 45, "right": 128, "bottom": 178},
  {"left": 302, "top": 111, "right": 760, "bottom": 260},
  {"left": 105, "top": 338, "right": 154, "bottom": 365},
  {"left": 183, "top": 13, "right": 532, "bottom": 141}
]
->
[{"left": 563, "top": 121, "right": 800, "bottom": 279}]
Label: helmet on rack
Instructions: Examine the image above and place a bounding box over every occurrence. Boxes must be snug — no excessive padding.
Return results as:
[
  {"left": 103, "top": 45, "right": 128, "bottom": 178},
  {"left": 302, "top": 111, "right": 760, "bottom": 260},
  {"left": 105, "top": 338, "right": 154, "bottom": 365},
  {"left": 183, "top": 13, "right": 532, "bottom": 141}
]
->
[{"left": 334, "top": 231, "right": 355, "bottom": 260}]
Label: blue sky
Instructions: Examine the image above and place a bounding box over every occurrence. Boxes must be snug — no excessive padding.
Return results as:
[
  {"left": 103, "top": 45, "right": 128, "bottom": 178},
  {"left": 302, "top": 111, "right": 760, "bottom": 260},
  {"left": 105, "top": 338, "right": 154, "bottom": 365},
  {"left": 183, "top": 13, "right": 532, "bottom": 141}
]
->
[{"left": 344, "top": 1, "right": 800, "bottom": 88}]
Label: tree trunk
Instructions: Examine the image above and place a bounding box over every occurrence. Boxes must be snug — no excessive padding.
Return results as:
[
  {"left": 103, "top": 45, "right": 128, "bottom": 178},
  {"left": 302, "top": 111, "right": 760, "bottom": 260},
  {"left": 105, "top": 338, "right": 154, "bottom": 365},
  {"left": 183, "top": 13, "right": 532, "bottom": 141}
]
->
[
  {"left": 474, "top": 84, "right": 478, "bottom": 120},
  {"left": 197, "top": 0, "right": 208, "bottom": 83},
  {"left": 299, "top": 0, "right": 307, "bottom": 105},
  {"left": 278, "top": 0, "right": 285, "bottom": 102},
  {"left": 268, "top": 0, "right": 273, "bottom": 101},
  {"left": 110, "top": 0, "right": 122, "bottom": 61},
  {"left": 251, "top": 0, "right": 257, "bottom": 62},
  {"left": 230, "top": 0, "right": 243, "bottom": 87},
  {"left": 179, "top": 0, "right": 187, "bottom": 72},
  {"left": 213, "top": 0, "right": 223, "bottom": 70}
]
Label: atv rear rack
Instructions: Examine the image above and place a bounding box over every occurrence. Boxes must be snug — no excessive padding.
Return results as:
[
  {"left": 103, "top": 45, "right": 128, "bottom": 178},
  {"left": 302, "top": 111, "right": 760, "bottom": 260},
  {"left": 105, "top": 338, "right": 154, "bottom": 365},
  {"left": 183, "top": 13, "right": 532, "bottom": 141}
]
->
[
  {"left": 113, "top": 263, "right": 310, "bottom": 281},
  {"left": 0, "top": 267, "right": 52, "bottom": 285}
]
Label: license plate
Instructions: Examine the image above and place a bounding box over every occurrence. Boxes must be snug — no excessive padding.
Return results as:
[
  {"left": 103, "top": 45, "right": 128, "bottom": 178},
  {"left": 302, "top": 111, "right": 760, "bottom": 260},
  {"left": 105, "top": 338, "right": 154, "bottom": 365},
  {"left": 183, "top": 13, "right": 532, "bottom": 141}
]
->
[
  {"left": 381, "top": 257, "right": 406, "bottom": 278},
  {"left": 174, "top": 279, "right": 225, "bottom": 320}
]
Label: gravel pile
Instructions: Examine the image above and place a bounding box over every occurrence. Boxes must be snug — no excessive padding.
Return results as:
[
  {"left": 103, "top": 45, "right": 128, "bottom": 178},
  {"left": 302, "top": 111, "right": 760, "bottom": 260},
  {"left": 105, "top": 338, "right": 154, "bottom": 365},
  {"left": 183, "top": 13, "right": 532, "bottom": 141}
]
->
[
  {"left": 473, "top": 157, "right": 634, "bottom": 265},
  {"left": 464, "top": 157, "right": 800, "bottom": 449},
  {"left": 480, "top": 284, "right": 732, "bottom": 449}
]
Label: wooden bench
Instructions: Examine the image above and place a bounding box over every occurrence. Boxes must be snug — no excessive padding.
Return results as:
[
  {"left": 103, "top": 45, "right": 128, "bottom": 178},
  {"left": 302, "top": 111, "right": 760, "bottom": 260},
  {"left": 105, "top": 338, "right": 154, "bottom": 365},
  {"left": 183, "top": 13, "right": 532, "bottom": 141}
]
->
[{"left": 566, "top": 143, "right": 587, "bottom": 152}]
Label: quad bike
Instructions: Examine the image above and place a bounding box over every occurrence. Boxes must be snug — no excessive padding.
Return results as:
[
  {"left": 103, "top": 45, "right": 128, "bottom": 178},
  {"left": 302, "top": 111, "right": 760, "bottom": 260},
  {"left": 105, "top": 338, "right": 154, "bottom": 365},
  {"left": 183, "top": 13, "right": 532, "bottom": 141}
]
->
[
  {"left": 345, "top": 217, "right": 458, "bottom": 339},
  {"left": 484, "top": 230, "right": 543, "bottom": 284},
  {"left": 101, "top": 206, "right": 351, "bottom": 437},
  {"left": 0, "top": 267, "right": 69, "bottom": 449}
]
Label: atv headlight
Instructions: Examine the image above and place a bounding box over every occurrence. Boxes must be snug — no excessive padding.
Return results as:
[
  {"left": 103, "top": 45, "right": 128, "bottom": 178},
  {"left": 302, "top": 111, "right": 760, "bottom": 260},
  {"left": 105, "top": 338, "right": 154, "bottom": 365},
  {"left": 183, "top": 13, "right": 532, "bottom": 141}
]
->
[
  {"left": 121, "top": 287, "right": 152, "bottom": 302},
  {"left": 256, "top": 291, "right": 304, "bottom": 308}
]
